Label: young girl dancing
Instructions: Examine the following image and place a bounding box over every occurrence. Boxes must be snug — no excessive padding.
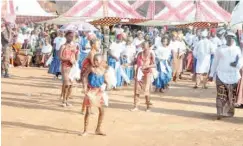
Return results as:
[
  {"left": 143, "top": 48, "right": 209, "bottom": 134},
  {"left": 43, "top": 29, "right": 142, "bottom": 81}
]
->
[
  {"left": 80, "top": 39, "right": 100, "bottom": 114},
  {"left": 132, "top": 41, "right": 156, "bottom": 112},
  {"left": 82, "top": 54, "right": 109, "bottom": 136},
  {"left": 59, "top": 31, "right": 79, "bottom": 107}
]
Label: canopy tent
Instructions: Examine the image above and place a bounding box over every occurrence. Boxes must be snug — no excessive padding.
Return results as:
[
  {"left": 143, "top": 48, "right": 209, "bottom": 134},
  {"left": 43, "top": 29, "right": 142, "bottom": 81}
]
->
[
  {"left": 63, "top": 0, "right": 143, "bottom": 19},
  {"left": 135, "top": 0, "right": 231, "bottom": 26},
  {"left": 38, "top": 16, "right": 96, "bottom": 25},
  {"left": 1, "top": 0, "right": 16, "bottom": 23},
  {"left": 231, "top": 0, "right": 243, "bottom": 26},
  {"left": 89, "top": 17, "right": 146, "bottom": 26},
  {"left": 44, "top": 0, "right": 145, "bottom": 25},
  {"left": 1, "top": 0, "right": 57, "bottom": 24}
]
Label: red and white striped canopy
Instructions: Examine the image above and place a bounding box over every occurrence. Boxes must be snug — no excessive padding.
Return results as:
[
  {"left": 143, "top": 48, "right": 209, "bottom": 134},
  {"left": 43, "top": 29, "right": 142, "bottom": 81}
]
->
[
  {"left": 63, "top": 0, "right": 144, "bottom": 19},
  {"left": 134, "top": 0, "right": 231, "bottom": 26}
]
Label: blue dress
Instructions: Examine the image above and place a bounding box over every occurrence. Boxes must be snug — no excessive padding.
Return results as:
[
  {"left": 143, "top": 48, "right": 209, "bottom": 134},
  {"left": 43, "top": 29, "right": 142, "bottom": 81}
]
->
[
  {"left": 153, "top": 58, "right": 172, "bottom": 89},
  {"left": 78, "top": 50, "right": 89, "bottom": 69},
  {"left": 120, "top": 57, "right": 134, "bottom": 81},
  {"left": 108, "top": 56, "right": 122, "bottom": 87},
  {"left": 88, "top": 72, "right": 105, "bottom": 88},
  {"left": 48, "top": 49, "right": 61, "bottom": 75}
]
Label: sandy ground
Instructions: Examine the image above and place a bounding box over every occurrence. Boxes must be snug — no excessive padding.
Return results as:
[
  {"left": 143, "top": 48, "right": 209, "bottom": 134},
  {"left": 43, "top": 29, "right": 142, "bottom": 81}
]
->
[{"left": 1, "top": 67, "right": 243, "bottom": 146}]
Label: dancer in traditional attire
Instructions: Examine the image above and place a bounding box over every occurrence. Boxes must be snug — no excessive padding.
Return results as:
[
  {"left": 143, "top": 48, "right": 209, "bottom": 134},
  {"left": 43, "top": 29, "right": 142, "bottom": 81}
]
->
[
  {"left": 193, "top": 30, "right": 213, "bottom": 89},
  {"left": 132, "top": 41, "right": 156, "bottom": 112},
  {"left": 209, "top": 31, "right": 243, "bottom": 119},
  {"left": 107, "top": 34, "right": 125, "bottom": 89},
  {"left": 153, "top": 36, "right": 172, "bottom": 92},
  {"left": 185, "top": 27, "right": 195, "bottom": 72},
  {"left": 170, "top": 31, "right": 186, "bottom": 82},
  {"left": 81, "top": 39, "right": 101, "bottom": 114},
  {"left": 121, "top": 37, "right": 136, "bottom": 82},
  {"left": 82, "top": 54, "right": 109, "bottom": 136},
  {"left": 59, "top": 31, "right": 79, "bottom": 107},
  {"left": 48, "top": 30, "right": 66, "bottom": 79}
]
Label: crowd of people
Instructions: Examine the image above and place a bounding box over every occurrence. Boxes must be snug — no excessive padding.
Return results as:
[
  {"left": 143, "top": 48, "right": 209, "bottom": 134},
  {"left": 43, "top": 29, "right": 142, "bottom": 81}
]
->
[{"left": 1, "top": 19, "right": 243, "bottom": 135}]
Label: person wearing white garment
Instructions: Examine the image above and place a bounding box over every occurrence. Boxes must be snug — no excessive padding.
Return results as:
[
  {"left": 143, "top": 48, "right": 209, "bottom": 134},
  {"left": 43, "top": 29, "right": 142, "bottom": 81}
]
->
[
  {"left": 193, "top": 29, "right": 213, "bottom": 89},
  {"left": 170, "top": 31, "right": 186, "bottom": 82},
  {"left": 185, "top": 26, "right": 195, "bottom": 48},
  {"left": 40, "top": 37, "right": 52, "bottom": 67},
  {"left": 191, "top": 29, "right": 202, "bottom": 80},
  {"left": 107, "top": 34, "right": 125, "bottom": 88},
  {"left": 209, "top": 28, "right": 222, "bottom": 72},
  {"left": 218, "top": 29, "right": 227, "bottom": 47},
  {"left": 48, "top": 30, "right": 66, "bottom": 79},
  {"left": 133, "top": 31, "right": 144, "bottom": 53},
  {"left": 209, "top": 31, "right": 243, "bottom": 120},
  {"left": 153, "top": 36, "right": 172, "bottom": 93},
  {"left": 121, "top": 37, "right": 136, "bottom": 81}
]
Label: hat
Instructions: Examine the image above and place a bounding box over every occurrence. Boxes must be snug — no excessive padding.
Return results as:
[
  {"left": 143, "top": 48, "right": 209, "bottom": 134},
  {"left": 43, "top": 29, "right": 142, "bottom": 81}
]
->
[
  {"left": 210, "top": 28, "right": 217, "bottom": 34},
  {"left": 225, "top": 31, "right": 236, "bottom": 38},
  {"left": 201, "top": 29, "right": 208, "bottom": 37}
]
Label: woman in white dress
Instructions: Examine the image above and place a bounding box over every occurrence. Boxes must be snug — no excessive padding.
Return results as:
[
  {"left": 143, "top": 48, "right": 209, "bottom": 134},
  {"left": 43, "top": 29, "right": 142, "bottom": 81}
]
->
[
  {"left": 121, "top": 37, "right": 136, "bottom": 82},
  {"left": 153, "top": 36, "right": 172, "bottom": 92}
]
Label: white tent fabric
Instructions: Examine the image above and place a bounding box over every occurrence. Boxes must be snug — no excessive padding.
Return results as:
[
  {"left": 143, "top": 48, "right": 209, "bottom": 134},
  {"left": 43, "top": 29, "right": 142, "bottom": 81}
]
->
[
  {"left": 39, "top": 16, "right": 99, "bottom": 25},
  {"left": 135, "top": 20, "right": 189, "bottom": 26},
  {"left": 13, "top": 0, "right": 54, "bottom": 16},
  {"left": 231, "top": 0, "right": 243, "bottom": 26}
]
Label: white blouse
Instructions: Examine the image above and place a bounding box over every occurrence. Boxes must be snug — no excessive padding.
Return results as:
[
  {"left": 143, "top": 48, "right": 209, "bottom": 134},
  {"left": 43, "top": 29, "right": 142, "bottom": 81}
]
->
[
  {"left": 109, "top": 42, "right": 125, "bottom": 59},
  {"left": 155, "top": 46, "right": 171, "bottom": 60},
  {"left": 122, "top": 44, "right": 136, "bottom": 63},
  {"left": 210, "top": 45, "right": 243, "bottom": 84}
]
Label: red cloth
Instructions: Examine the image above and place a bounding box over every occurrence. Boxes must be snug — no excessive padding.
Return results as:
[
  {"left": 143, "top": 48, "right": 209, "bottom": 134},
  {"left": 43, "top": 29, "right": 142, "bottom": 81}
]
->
[
  {"left": 83, "top": 87, "right": 104, "bottom": 107},
  {"left": 186, "top": 52, "right": 193, "bottom": 71},
  {"left": 61, "top": 46, "right": 78, "bottom": 68}
]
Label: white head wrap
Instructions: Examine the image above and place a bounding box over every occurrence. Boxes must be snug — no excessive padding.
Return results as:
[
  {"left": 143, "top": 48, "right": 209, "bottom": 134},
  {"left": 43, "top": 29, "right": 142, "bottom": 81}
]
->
[
  {"left": 201, "top": 29, "right": 208, "bottom": 37},
  {"left": 225, "top": 31, "right": 236, "bottom": 38}
]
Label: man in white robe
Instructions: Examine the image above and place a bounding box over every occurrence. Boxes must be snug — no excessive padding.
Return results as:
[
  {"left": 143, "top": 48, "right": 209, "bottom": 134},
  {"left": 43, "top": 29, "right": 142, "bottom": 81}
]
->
[
  {"left": 193, "top": 29, "right": 213, "bottom": 89},
  {"left": 209, "top": 31, "right": 243, "bottom": 119}
]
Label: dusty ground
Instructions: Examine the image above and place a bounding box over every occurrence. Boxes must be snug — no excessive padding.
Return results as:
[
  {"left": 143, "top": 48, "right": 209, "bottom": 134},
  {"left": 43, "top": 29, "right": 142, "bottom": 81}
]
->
[{"left": 1, "top": 67, "right": 243, "bottom": 146}]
